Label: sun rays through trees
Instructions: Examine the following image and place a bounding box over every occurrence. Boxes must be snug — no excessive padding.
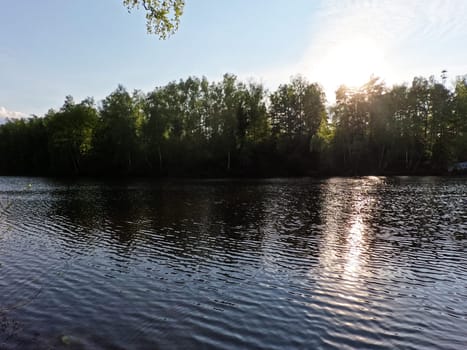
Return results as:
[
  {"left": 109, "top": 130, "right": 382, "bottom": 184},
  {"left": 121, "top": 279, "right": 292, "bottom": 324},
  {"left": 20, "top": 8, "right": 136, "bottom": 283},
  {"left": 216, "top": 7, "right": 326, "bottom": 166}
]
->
[{"left": 1, "top": 74, "right": 466, "bottom": 177}]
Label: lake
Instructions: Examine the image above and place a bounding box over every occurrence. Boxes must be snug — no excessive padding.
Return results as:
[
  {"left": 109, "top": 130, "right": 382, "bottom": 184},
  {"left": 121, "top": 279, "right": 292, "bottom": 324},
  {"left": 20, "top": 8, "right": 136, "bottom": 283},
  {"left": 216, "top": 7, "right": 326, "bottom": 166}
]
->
[{"left": 0, "top": 177, "right": 466, "bottom": 349}]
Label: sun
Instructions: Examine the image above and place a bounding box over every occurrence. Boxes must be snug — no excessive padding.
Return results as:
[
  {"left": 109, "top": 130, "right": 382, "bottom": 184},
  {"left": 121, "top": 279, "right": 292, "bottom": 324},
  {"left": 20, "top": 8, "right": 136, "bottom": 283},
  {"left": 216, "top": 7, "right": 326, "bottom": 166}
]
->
[
  {"left": 328, "top": 38, "right": 385, "bottom": 85},
  {"left": 307, "top": 36, "right": 388, "bottom": 99}
]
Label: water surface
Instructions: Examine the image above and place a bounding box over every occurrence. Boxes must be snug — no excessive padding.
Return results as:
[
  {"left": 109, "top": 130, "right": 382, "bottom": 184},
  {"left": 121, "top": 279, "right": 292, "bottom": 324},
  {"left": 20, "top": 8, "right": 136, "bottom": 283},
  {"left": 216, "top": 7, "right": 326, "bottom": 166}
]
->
[{"left": 0, "top": 177, "right": 466, "bottom": 349}]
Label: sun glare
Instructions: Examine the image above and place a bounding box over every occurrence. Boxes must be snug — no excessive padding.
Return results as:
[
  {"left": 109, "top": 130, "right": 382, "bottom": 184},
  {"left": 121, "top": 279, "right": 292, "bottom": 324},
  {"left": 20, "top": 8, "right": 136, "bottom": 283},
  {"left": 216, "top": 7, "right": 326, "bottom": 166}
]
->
[{"left": 309, "top": 36, "right": 388, "bottom": 97}]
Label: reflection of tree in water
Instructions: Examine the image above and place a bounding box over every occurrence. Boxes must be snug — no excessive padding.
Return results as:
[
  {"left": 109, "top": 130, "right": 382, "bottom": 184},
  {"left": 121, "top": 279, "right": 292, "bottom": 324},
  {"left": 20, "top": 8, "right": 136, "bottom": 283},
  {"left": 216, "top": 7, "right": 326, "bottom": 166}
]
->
[
  {"left": 363, "top": 178, "right": 467, "bottom": 279},
  {"left": 258, "top": 180, "right": 326, "bottom": 277},
  {"left": 138, "top": 182, "right": 270, "bottom": 261},
  {"left": 45, "top": 179, "right": 334, "bottom": 269},
  {"left": 47, "top": 182, "right": 148, "bottom": 258},
  {"left": 46, "top": 180, "right": 272, "bottom": 264}
]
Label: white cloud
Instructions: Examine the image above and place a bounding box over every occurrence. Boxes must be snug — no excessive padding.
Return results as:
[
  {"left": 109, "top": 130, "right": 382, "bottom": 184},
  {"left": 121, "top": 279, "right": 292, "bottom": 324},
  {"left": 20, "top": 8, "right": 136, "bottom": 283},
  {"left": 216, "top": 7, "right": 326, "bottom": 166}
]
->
[{"left": 0, "top": 106, "right": 28, "bottom": 119}]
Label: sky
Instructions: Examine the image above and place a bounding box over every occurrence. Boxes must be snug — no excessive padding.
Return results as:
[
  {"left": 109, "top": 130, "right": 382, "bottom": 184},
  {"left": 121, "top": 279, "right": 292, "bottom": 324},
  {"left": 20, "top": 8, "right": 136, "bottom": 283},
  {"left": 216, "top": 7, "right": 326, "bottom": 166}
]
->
[{"left": 1, "top": 0, "right": 467, "bottom": 120}]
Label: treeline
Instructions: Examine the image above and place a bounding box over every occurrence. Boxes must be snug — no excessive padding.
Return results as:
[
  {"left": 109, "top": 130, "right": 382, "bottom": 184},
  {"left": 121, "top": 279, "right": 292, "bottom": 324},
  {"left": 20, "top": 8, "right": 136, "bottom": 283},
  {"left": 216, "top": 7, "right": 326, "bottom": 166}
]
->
[{"left": 1, "top": 73, "right": 467, "bottom": 177}]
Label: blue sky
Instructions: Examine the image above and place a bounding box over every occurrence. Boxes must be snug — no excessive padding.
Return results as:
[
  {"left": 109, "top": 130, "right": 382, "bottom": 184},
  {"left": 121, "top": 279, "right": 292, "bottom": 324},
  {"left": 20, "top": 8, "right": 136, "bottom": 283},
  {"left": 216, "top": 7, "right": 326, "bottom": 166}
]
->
[{"left": 1, "top": 0, "right": 467, "bottom": 119}]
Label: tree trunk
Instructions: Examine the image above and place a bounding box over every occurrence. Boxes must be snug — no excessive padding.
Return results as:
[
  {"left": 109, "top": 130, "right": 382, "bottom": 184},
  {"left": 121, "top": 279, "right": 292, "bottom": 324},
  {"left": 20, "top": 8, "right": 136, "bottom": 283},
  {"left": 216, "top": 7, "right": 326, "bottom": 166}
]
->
[
  {"left": 405, "top": 150, "right": 409, "bottom": 169},
  {"left": 378, "top": 145, "right": 385, "bottom": 171},
  {"left": 158, "top": 146, "right": 162, "bottom": 172}
]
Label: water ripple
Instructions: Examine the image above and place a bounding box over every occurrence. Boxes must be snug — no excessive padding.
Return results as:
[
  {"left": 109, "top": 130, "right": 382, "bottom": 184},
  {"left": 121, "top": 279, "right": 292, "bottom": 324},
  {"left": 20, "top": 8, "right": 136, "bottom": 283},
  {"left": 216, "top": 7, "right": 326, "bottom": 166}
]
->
[{"left": 0, "top": 177, "right": 466, "bottom": 349}]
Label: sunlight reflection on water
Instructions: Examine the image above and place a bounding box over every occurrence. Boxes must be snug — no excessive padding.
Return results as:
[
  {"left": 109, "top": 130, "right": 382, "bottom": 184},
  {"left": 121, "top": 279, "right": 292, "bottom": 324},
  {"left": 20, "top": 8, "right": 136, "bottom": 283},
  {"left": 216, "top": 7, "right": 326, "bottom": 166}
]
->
[
  {"left": 0, "top": 176, "right": 466, "bottom": 349},
  {"left": 345, "top": 212, "right": 365, "bottom": 278}
]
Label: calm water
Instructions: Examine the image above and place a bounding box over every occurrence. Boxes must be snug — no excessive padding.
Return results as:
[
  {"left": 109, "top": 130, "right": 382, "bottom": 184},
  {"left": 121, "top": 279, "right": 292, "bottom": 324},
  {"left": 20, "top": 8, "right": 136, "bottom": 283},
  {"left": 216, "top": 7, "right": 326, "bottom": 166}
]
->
[{"left": 0, "top": 177, "right": 466, "bottom": 349}]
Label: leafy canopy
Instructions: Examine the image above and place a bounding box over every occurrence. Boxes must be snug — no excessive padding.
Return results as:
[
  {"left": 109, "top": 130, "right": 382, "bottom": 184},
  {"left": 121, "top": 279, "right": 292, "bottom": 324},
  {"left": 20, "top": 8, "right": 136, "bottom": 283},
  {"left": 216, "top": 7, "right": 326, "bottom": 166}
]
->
[{"left": 123, "top": 0, "right": 185, "bottom": 39}]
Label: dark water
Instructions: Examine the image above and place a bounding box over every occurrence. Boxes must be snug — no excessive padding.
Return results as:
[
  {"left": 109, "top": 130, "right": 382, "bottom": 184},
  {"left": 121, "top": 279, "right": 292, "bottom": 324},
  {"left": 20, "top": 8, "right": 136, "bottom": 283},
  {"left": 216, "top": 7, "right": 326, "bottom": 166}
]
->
[{"left": 0, "top": 177, "right": 466, "bottom": 350}]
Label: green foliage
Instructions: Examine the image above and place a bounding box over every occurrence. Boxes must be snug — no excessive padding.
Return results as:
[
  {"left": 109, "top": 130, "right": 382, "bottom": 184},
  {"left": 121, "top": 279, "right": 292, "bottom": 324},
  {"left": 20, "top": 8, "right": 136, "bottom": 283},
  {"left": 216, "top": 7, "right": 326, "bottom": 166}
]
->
[
  {"left": 93, "top": 85, "right": 142, "bottom": 173},
  {"left": 1, "top": 73, "right": 466, "bottom": 177},
  {"left": 330, "top": 74, "right": 464, "bottom": 174},
  {"left": 0, "top": 117, "right": 49, "bottom": 175},
  {"left": 270, "top": 76, "right": 325, "bottom": 139},
  {"left": 123, "top": 0, "right": 185, "bottom": 38},
  {"left": 45, "top": 96, "right": 98, "bottom": 174}
]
